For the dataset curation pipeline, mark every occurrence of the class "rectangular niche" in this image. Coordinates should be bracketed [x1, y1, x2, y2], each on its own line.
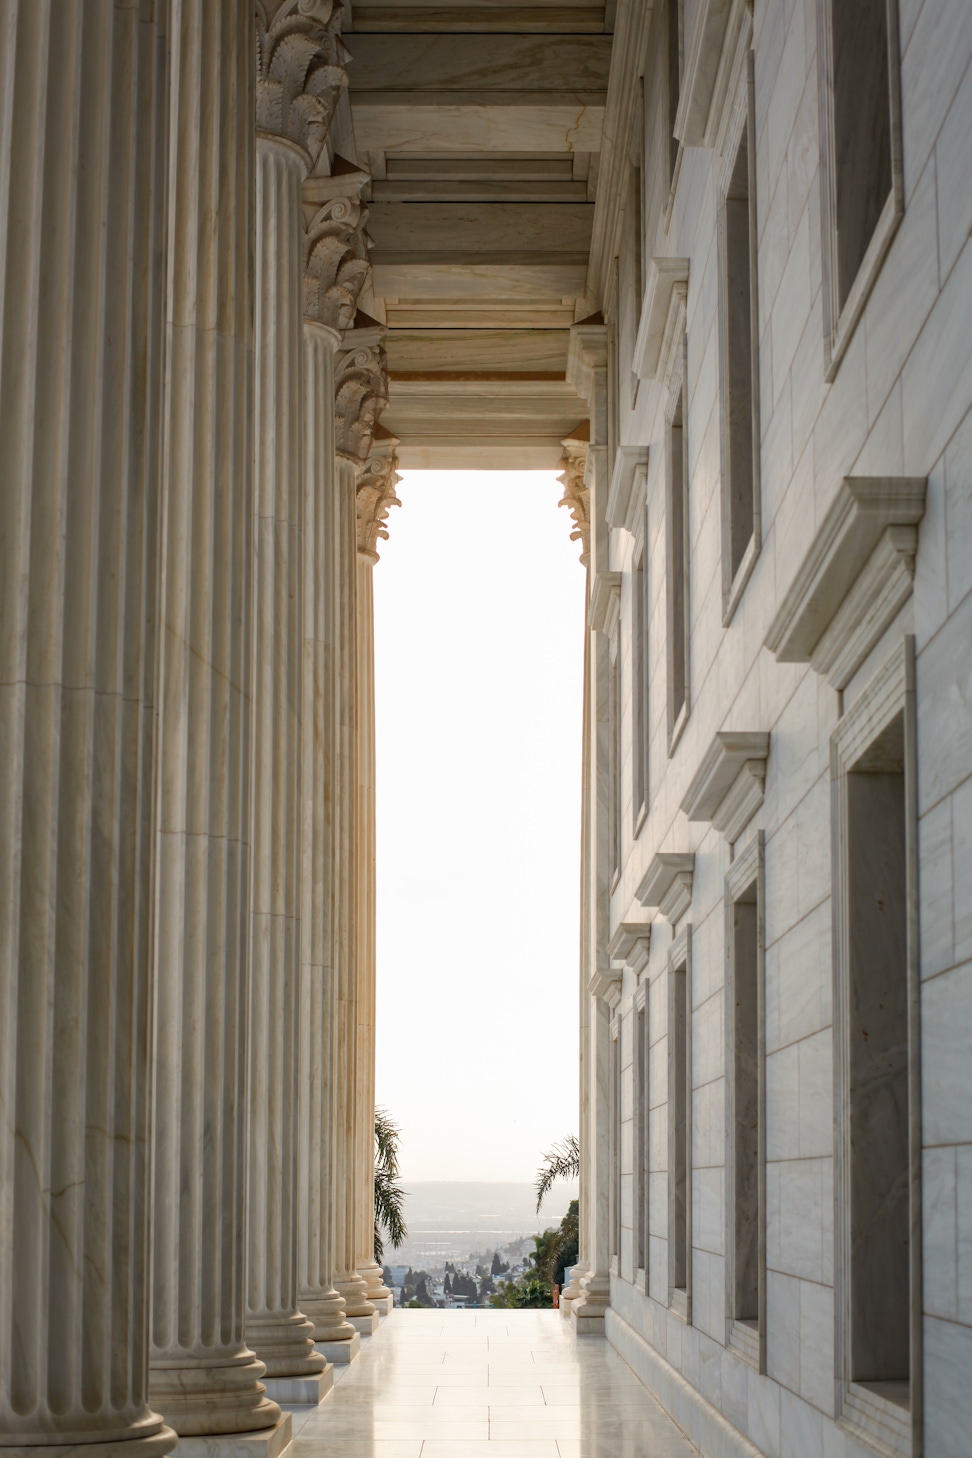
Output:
[633, 534, 649, 831]
[666, 341, 690, 755]
[668, 924, 692, 1320]
[634, 983, 648, 1282]
[725, 833, 765, 1370]
[832, 642, 919, 1456]
[609, 630, 622, 886]
[817, 0, 903, 376]
[611, 1013, 622, 1269]
[718, 56, 761, 625]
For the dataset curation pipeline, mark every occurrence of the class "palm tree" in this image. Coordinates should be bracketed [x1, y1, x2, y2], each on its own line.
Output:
[534, 1133, 580, 1212]
[374, 1107, 407, 1261]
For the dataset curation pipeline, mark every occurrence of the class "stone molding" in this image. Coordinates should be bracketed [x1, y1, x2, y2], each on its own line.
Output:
[589, 571, 621, 636]
[764, 476, 926, 687]
[606, 445, 649, 533]
[566, 318, 608, 401]
[607, 921, 651, 977]
[589, 965, 623, 1009]
[558, 422, 591, 566]
[636, 852, 695, 924]
[634, 258, 689, 382]
[334, 315, 389, 463]
[681, 731, 770, 843]
[356, 426, 401, 559]
[674, 0, 752, 154]
[303, 159, 373, 333]
[256, 0, 349, 163]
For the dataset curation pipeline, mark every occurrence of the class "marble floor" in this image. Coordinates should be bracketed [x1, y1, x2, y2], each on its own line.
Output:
[287, 1309, 699, 1458]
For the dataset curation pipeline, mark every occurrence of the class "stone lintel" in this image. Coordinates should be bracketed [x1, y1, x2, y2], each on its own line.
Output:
[607, 921, 651, 976]
[589, 571, 621, 635]
[606, 445, 649, 533]
[636, 852, 695, 924]
[765, 476, 926, 667]
[681, 731, 770, 842]
[633, 258, 689, 381]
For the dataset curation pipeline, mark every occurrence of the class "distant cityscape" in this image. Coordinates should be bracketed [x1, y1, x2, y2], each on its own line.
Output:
[382, 1180, 578, 1308]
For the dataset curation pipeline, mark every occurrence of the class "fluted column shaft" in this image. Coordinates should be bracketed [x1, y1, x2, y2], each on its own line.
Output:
[354, 551, 392, 1306]
[0, 6, 173, 1456]
[148, 0, 280, 1440]
[298, 321, 358, 1347]
[246, 133, 324, 1384]
[331, 457, 374, 1322]
[562, 614, 591, 1314]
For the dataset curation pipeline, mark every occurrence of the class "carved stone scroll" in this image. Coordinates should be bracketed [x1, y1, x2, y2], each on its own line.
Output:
[257, 0, 350, 164]
[559, 420, 592, 566]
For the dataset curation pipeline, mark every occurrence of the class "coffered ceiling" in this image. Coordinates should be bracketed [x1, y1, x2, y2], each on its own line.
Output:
[345, 0, 615, 466]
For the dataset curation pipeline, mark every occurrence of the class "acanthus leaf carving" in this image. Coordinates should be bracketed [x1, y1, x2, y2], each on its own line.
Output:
[356, 426, 401, 560]
[558, 421, 591, 567]
[303, 168, 373, 331]
[334, 313, 389, 464]
[256, 0, 350, 163]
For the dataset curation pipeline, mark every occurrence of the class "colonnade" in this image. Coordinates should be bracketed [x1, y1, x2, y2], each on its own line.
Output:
[0, 5, 400, 1458]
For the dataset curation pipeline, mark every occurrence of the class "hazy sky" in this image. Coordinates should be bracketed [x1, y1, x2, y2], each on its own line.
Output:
[373, 470, 585, 1182]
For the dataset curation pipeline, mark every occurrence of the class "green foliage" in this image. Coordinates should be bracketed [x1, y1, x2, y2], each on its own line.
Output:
[534, 1134, 580, 1212]
[488, 1199, 579, 1309]
[374, 1107, 408, 1261]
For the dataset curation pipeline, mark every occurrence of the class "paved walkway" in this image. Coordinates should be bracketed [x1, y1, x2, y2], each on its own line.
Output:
[288, 1309, 699, 1458]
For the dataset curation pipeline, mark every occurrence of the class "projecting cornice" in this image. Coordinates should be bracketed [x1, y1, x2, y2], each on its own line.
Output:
[681, 731, 770, 843]
[589, 966, 623, 1008]
[634, 258, 690, 383]
[606, 445, 649, 533]
[589, 571, 621, 636]
[674, 0, 752, 153]
[608, 922, 651, 977]
[636, 853, 695, 925]
[356, 426, 401, 561]
[765, 477, 926, 689]
[335, 312, 389, 463]
[256, 0, 349, 164]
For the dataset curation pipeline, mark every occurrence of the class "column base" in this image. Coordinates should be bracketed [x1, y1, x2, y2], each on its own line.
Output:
[261, 1367, 332, 1405]
[246, 1311, 326, 1380]
[173, 1413, 292, 1458]
[314, 1334, 360, 1364]
[370, 1296, 393, 1316]
[333, 1275, 374, 1321]
[347, 1313, 379, 1336]
[570, 1302, 606, 1336]
[0, 1430, 179, 1458]
[150, 1353, 281, 1437]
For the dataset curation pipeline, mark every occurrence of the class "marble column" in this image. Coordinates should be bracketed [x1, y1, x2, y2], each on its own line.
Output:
[298, 178, 372, 1364]
[353, 435, 402, 1318]
[246, 6, 331, 1400]
[0, 7, 174, 1458]
[557, 432, 592, 1319]
[563, 324, 612, 1336]
[330, 328, 388, 1328]
[148, 2, 284, 1448]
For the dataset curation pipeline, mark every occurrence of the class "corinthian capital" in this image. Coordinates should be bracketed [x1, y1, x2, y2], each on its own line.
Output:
[256, 0, 349, 163]
[303, 158, 372, 332]
[334, 313, 389, 463]
[356, 426, 401, 560]
[558, 421, 591, 567]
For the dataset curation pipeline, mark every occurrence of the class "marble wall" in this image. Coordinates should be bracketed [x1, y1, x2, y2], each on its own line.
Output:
[574, 0, 972, 1454]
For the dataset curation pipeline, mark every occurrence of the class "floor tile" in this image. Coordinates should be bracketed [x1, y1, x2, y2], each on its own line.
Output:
[295, 1310, 698, 1457]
